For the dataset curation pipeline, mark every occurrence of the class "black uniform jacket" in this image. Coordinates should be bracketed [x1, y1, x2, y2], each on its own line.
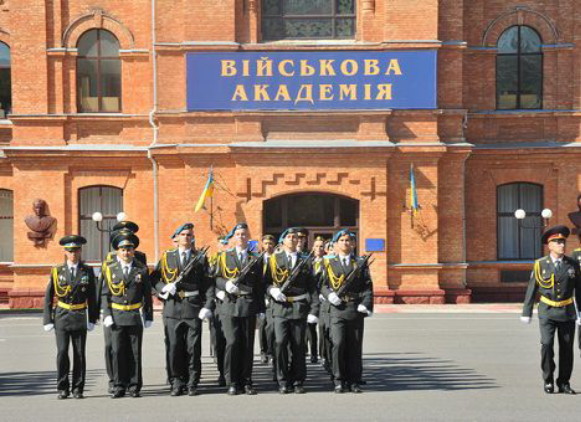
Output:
[265, 251, 320, 320]
[321, 255, 374, 321]
[522, 254, 581, 321]
[43, 262, 98, 331]
[151, 248, 214, 319]
[101, 259, 153, 326]
[215, 248, 265, 317]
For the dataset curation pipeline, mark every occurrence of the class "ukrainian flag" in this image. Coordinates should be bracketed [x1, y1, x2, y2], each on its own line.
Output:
[194, 169, 215, 212]
[409, 163, 420, 216]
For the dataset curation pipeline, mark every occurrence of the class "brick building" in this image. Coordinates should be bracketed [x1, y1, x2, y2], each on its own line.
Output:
[0, 1, 579, 308]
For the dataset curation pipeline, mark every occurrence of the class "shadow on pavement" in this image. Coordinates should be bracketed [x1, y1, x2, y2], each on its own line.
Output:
[0, 369, 104, 397]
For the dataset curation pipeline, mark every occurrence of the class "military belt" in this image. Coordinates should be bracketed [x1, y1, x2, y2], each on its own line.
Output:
[57, 301, 87, 311]
[286, 293, 309, 303]
[111, 302, 142, 311]
[178, 290, 200, 298]
[540, 296, 573, 307]
[342, 293, 360, 302]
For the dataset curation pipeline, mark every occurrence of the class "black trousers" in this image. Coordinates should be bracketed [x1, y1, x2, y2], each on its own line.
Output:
[274, 316, 307, 387]
[166, 317, 202, 388]
[111, 324, 143, 392]
[319, 312, 332, 371]
[55, 328, 87, 393]
[103, 324, 114, 388]
[163, 317, 171, 384]
[222, 315, 256, 388]
[306, 322, 318, 359]
[539, 318, 575, 385]
[330, 315, 363, 386]
[212, 309, 226, 378]
[257, 314, 268, 355]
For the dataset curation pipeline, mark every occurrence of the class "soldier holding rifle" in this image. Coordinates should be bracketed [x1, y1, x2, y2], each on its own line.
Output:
[322, 229, 373, 393]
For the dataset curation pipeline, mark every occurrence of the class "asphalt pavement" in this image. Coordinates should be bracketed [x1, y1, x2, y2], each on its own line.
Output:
[1, 306, 581, 421]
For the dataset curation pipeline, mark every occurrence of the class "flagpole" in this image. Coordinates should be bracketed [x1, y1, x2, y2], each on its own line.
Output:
[210, 194, 214, 231]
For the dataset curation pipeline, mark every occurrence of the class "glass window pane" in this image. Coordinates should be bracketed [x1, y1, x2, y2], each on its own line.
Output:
[0, 190, 13, 262]
[336, 18, 355, 37]
[498, 27, 518, 54]
[287, 195, 335, 226]
[284, 18, 333, 38]
[262, 18, 285, 40]
[77, 59, 99, 112]
[498, 216, 519, 259]
[340, 198, 357, 226]
[264, 197, 283, 229]
[520, 184, 541, 212]
[520, 26, 541, 53]
[284, 0, 332, 15]
[100, 60, 122, 112]
[520, 55, 542, 109]
[101, 187, 123, 216]
[520, 220, 542, 258]
[0, 68, 11, 117]
[496, 55, 518, 109]
[498, 184, 519, 213]
[337, 0, 355, 14]
[77, 30, 99, 57]
[263, 0, 282, 15]
[100, 30, 120, 57]
[0, 42, 9, 68]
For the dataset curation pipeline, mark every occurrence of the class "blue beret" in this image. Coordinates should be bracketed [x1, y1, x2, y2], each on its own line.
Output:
[332, 229, 356, 243]
[278, 227, 299, 243]
[224, 222, 249, 241]
[171, 222, 194, 239]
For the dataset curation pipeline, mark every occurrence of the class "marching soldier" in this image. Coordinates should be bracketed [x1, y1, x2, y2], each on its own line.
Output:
[258, 234, 276, 365]
[101, 233, 153, 398]
[265, 227, 319, 394]
[310, 236, 326, 366]
[297, 227, 309, 253]
[215, 222, 265, 395]
[322, 229, 373, 393]
[43, 235, 98, 399]
[521, 225, 581, 394]
[151, 223, 213, 396]
[209, 235, 229, 386]
[97, 221, 146, 394]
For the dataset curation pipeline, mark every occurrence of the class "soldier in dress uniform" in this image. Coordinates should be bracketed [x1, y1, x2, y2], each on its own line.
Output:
[209, 235, 229, 386]
[258, 234, 276, 365]
[97, 221, 147, 394]
[322, 229, 373, 393]
[215, 223, 265, 395]
[297, 227, 309, 253]
[43, 235, 98, 399]
[101, 233, 153, 398]
[311, 236, 327, 367]
[151, 223, 213, 396]
[521, 225, 581, 394]
[265, 227, 319, 394]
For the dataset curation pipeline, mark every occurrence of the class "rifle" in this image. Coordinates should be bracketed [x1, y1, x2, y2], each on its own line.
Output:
[280, 251, 314, 294]
[234, 251, 265, 292]
[173, 245, 210, 289]
[335, 253, 374, 298]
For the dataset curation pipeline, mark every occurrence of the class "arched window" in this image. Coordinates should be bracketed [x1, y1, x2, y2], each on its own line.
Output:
[262, 0, 356, 41]
[76, 29, 121, 113]
[263, 192, 359, 247]
[496, 25, 542, 110]
[79, 186, 123, 262]
[0, 42, 11, 118]
[497, 183, 543, 260]
[0, 189, 13, 261]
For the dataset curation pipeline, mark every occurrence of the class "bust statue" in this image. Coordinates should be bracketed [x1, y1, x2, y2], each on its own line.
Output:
[24, 199, 57, 247]
[568, 193, 581, 236]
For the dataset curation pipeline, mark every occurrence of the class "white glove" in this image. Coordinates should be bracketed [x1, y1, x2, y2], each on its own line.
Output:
[319, 293, 326, 303]
[43, 323, 54, 332]
[144, 320, 153, 329]
[225, 280, 240, 295]
[257, 312, 266, 320]
[307, 314, 319, 324]
[198, 308, 212, 320]
[328, 292, 342, 306]
[87, 322, 95, 332]
[357, 304, 371, 315]
[162, 283, 177, 295]
[103, 315, 114, 327]
[520, 316, 531, 324]
[216, 290, 226, 301]
[270, 287, 287, 302]
[576, 318, 581, 326]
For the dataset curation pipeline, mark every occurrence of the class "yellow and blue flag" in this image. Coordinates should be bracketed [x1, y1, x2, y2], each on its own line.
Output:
[194, 169, 215, 212]
[409, 163, 420, 216]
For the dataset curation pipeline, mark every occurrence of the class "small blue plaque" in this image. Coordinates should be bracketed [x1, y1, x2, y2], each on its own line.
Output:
[365, 238, 385, 252]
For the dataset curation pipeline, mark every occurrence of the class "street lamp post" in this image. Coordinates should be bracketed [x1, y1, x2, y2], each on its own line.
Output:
[514, 208, 553, 229]
[91, 211, 128, 233]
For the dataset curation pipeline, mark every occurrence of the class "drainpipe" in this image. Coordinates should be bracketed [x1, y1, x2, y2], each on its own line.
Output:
[147, 0, 160, 261]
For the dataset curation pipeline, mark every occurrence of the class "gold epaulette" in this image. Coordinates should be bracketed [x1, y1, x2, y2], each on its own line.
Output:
[534, 258, 554, 289]
[269, 253, 288, 286]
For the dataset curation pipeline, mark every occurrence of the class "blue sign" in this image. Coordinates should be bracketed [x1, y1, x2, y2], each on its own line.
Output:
[365, 238, 385, 252]
[187, 51, 437, 111]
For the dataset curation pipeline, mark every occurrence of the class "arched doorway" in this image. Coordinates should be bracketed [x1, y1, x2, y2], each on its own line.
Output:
[263, 192, 359, 248]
